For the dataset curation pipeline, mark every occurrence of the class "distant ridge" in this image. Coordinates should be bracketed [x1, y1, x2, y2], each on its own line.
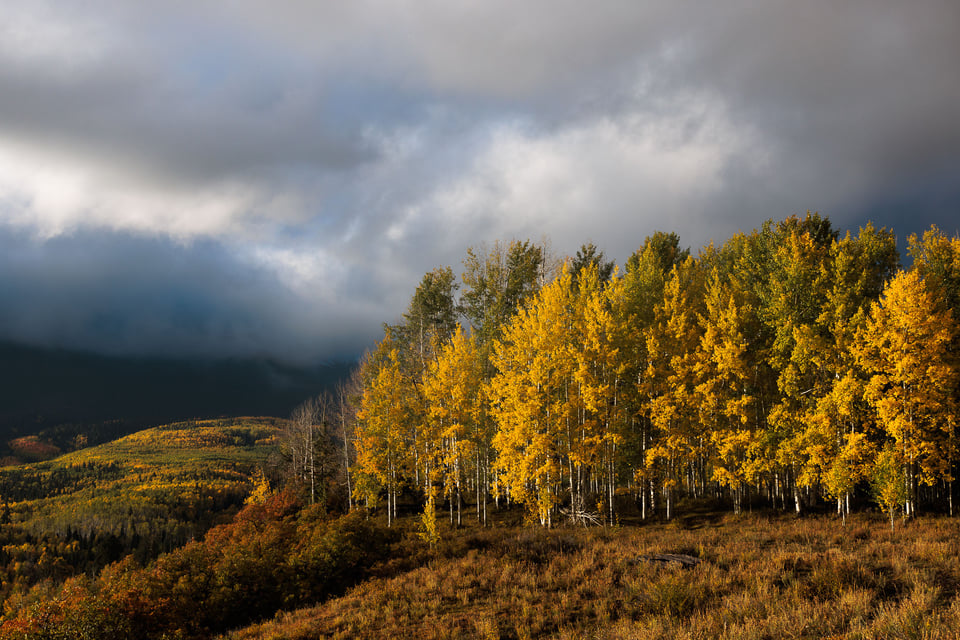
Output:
[0, 340, 354, 451]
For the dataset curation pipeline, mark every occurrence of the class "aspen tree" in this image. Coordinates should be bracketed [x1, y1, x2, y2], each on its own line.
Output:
[765, 224, 832, 513]
[390, 268, 459, 491]
[697, 269, 759, 514]
[612, 232, 688, 518]
[423, 325, 486, 527]
[642, 257, 705, 519]
[489, 269, 577, 526]
[909, 227, 960, 513]
[872, 442, 908, 530]
[855, 269, 958, 517]
[354, 338, 414, 526]
[461, 239, 550, 510]
[286, 398, 320, 505]
[718, 228, 782, 507]
[573, 263, 624, 523]
[815, 225, 898, 519]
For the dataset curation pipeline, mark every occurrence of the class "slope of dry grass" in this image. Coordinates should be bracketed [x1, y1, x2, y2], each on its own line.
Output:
[224, 508, 960, 639]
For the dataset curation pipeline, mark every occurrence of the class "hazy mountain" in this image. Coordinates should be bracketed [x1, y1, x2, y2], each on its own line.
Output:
[0, 340, 353, 452]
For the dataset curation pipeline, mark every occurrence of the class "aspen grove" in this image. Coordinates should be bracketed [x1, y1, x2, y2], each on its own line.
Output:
[351, 217, 960, 528]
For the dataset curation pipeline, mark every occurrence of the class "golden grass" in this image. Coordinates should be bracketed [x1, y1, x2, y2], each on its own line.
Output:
[223, 510, 960, 640]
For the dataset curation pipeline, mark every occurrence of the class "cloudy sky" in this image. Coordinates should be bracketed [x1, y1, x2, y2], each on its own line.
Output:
[1, 1, 958, 364]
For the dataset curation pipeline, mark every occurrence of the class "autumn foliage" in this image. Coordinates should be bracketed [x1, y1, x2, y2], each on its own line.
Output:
[0, 491, 396, 639]
[353, 219, 960, 527]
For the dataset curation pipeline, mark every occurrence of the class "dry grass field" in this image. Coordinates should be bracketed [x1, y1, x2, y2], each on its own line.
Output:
[225, 505, 960, 640]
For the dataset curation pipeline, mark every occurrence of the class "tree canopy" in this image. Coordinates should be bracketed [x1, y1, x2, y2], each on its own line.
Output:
[352, 216, 960, 527]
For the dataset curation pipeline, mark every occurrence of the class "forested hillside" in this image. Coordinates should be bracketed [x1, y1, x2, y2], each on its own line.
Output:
[0, 418, 282, 604]
[0, 344, 352, 461]
[352, 215, 960, 529]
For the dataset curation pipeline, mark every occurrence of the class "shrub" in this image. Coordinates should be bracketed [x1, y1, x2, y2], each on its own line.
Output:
[0, 494, 397, 640]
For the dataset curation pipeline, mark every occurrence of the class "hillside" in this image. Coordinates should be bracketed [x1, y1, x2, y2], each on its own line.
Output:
[223, 511, 960, 639]
[0, 417, 283, 601]
[0, 339, 352, 458]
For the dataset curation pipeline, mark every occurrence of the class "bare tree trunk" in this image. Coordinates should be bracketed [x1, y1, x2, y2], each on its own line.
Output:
[289, 397, 321, 505]
[641, 480, 647, 520]
[649, 479, 656, 518]
[337, 381, 354, 510]
[483, 448, 489, 526]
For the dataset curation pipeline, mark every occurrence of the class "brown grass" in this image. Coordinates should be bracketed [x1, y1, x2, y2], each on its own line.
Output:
[222, 510, 960, 639]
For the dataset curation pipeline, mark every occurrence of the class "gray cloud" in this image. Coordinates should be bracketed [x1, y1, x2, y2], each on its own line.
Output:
[0, 229, 378, 362]
[0, 1, 958, 361]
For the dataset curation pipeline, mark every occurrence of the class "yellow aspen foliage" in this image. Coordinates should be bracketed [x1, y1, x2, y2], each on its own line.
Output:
[812, 225, 898, 516]
[244, 468, 272, 506]
[605, 234, 687, 517]
[418, 488, 440, 547]
[354, 339, 414, 525]
[696, 269, 758, 513]
[855, 269, 958, 513]
[764, 227, 831, 511]
[871, 442, 908, 530]
[489, 269, 577, 527]
[423, 325, 486, 526]
[642, 257, 705, 519]
[573, 264, 624, 522]
[823, 429, 875, 523]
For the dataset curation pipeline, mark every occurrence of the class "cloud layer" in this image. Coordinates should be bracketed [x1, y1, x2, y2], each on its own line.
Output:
[1, 1, 958, 361]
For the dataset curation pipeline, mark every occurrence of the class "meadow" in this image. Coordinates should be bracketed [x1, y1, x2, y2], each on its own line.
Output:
[225, 505, 960, 640]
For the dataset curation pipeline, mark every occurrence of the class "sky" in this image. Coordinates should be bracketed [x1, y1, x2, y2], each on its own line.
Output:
[1, 1, 959, 364]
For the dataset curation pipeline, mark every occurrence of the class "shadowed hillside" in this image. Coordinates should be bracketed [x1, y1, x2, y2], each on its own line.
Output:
[0, 340, 352, 457]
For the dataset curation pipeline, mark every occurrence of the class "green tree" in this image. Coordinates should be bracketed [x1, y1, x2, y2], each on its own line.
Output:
[871, 443, 908, 530]
[461, 239, 549, 348]
[612, 232, 688, 518]
[569, 242, 615, 286]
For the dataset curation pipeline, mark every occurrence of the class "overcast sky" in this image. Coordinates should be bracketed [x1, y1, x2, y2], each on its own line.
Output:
[1, 1, 958, 363]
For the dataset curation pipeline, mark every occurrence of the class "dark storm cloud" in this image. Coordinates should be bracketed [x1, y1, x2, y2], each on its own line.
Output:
[666, 3, 960, 219]
[0, 229, 376, 362]
[0, 1, 958, 361]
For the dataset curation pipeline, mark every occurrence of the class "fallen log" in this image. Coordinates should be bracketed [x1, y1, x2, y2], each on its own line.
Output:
[636, 553, 701, 568]
[559, 507, 603, 527]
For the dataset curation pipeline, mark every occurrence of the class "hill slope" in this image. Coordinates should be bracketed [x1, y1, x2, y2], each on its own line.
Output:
[222, 512, 960, 640]
[0, 417, 284, 599]
[0, 339, 352, 456]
